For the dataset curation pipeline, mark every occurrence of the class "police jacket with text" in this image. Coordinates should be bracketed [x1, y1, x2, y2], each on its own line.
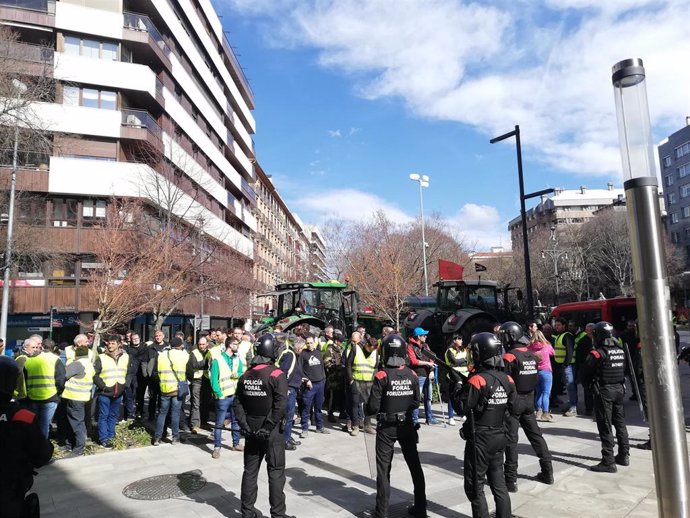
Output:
[455, 367, 518, 427]
[583, 338, 626, 386]
[366, 366, 420, 420]
[233, 362, 288, 433]
[502, 346, 539, 394]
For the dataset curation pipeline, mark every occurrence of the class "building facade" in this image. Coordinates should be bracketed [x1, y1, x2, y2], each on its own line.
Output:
[658, 119, 690, 266]
[0, 0, 257, 344]
[508, 183, 625, 248]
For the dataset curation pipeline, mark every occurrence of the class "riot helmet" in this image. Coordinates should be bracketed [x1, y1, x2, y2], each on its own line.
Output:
[254, 333, 278, 361]
[470, 332, 503, 367]
[593, 321, 615, 345]
[498, 321, 523, 351]
[0, 356, 19, 399]
[382, 334, 407, 367]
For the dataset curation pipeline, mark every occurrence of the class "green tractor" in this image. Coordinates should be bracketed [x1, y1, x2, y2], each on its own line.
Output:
[252, 281, 391, 337]
[403, 280, 525, 354]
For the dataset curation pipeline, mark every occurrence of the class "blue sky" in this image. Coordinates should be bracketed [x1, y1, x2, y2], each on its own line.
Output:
[212, 0, 690, 249]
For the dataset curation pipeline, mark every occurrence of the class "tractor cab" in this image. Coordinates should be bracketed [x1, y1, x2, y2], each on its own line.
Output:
[436, 280, 499, 314]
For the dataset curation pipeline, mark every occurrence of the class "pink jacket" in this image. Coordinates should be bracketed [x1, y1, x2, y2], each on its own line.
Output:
[529, 341, 555, 372]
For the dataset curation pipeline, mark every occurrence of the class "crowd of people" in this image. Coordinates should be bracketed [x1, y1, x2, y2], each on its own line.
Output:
[0, 313, 679, 518]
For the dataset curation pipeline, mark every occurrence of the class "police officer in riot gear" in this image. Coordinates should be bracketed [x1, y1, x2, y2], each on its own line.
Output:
[367, 334, 427, 518]
[499, 322, 554, 491]
[0, 356, 53, 518]
[582, 321, 630, 472]
[233, 334, 291, 518]
[452, 332, 517, 518]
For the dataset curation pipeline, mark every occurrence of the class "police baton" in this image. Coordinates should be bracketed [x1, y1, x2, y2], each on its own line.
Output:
[621, 341, 647, 422]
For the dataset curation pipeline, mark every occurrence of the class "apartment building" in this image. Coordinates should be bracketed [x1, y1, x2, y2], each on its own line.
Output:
[306, 225, 327, 281]
[252, 163, 310, 318]
[0, 0, 257, 343]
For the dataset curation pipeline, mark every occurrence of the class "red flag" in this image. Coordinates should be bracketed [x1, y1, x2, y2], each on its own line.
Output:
[438, 259, 464, 280]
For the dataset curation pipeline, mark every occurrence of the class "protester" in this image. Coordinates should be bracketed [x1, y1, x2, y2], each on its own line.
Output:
[444, 335, 470, 426]
[60, 340, 95, 457]
[209, 336, 244, 457]
[529, 328, 555, 422]
[406, 328, 438, 425]
[278, 336, 305, 450]
[187, 335, 209, 433]
[152, 337, 189, 446]
[299, 333, 329, 438]
[23, 335, 65, 438]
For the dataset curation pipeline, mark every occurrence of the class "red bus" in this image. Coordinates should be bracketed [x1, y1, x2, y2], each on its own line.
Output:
[550, 298, 637, 332]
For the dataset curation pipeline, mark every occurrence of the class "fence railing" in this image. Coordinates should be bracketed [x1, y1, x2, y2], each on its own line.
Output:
[121, 109, 162, 140]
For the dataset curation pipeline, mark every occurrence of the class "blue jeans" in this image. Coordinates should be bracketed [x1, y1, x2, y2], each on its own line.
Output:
[214, 396, 240, 447]
[155, 395, 181, 439]
[283, 387, 298, 443]
[565, 364, 578, 409]
[412, 376, 435, 424]
[28, 401, 58, 439]
[301, 380, 325, 431]
[535, 370, 553, 413]
[97, 394, 122, 444]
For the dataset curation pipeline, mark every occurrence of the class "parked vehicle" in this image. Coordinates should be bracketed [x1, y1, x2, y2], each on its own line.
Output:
[550, 298, 637, 332]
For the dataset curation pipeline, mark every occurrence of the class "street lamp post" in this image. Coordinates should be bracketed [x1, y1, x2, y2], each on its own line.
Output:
[490, 127, 552, 319]
[612, 58, 690, 517]
[0, 79, 27, 344]
[409, 173, 429, 296]
[541, 227, 568, 306]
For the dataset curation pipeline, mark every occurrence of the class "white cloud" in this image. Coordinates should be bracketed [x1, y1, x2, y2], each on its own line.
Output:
[292, 188, 413, 224]
[220, 0, 690, 178]
[327, 129, 342, 137]
[448, 203, 511, 251]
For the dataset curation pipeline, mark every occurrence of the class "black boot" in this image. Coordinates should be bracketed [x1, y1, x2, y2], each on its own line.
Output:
[536, 460, 554, 484]
[590, 461, 617, 473]
[506, 480, 518, 493]
[615, 453, 630, 466]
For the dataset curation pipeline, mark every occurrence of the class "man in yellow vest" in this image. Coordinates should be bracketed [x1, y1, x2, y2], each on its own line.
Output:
[153, 337, 189, 445]
[209, 336, 244, 458]
[61, 341, 95, 457]
[65, 334, 94, 366]
[346, 331, 379, 436]
[444, 334, 470, 426]
[552, 317, 577, 417]
[93, 335, 131, 448]
[24, 335, 65, 438]
[188, 335, 209, 433]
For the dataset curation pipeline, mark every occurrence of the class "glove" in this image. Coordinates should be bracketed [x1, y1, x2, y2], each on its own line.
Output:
[255, 428, 271, 441]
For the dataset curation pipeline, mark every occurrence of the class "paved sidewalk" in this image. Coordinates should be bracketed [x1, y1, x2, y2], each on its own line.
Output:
[34, 361, 690, 518]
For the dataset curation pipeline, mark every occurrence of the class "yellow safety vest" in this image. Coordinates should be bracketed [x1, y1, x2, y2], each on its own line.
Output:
[62, 357, 95, 402]
[191, 349, 205, 379]
[216, 353, 240, 398]
[554, 332, 575, 364]
[24, 352, 58, 401]
[319, 338, 333, 354]
[158, 349, 189, 394]
[275, 348, 296, 378]
[13, 354, 28, 400]
[205, 345, 223, 379]
[65, 346, 94, 365]
[445, 347, 470, 377]
[98, 352, 129, 387]
[352, 344, 377, 381]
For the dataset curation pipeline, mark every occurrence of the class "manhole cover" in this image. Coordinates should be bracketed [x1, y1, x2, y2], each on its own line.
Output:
[122, 470, 207, 500]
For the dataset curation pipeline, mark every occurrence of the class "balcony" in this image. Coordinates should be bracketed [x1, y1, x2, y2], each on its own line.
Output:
[241, 178, 256, 206]
[2, 41, 54, 77]
[0, 0, 55, 28]
[121, 108, 163, 156]
[0, 148, 50, 191]
[123, 11, 171, 70]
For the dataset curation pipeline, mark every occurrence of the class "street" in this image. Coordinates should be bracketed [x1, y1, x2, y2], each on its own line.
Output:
[33, 350, 690, 518]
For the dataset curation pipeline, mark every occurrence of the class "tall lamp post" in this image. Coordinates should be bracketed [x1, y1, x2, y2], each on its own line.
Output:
[0, 78, 27, 345]
[490, 125, 553, 319]
[409, 173, 429, 296]
[612, 58, 690, 517]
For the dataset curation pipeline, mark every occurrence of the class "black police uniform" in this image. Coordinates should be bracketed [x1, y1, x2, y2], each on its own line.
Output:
[0, 401, 54, 518]
[367, 365, 426, 518]
[455, 368, 517, 518]
[502, 345, 553, 488]
[233, 361, 289, 518]
[583, 337, 630, 469]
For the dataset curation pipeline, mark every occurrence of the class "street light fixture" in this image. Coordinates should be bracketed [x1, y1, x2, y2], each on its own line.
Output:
[612, 57, 690, 517]
[409, 173, 430, 296]
[0, 79, 27, 344]
[541, 227, 568, 306]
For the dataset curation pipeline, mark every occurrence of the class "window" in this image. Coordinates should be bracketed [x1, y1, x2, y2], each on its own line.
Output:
[100, 90, 116, 110]
[683, 206, 690, 218]
[51, 198, 77, 227]
[685, 227, 690, 238]
[63, 85, 79, 106]
[82, 88, 99, 108]
[672, 232, 680, 244]
[82, 39, 99, 59]
[668, 192, 677, 205]
[102, 42, 118, 61]
[676, 142, 690, 159]
[671, 212, 680, 224]
[64, 36, 80, 55]
[682, 185, 690, 199]
[663, 155, 672, 167]
[62, 35, 118, 60]
[666, 174, 675, 186]
[678, 164, 690, 178]
[82, 199, 107, 227]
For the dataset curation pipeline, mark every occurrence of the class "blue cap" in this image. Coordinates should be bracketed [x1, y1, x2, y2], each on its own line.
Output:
[412, 327, 429, 337]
